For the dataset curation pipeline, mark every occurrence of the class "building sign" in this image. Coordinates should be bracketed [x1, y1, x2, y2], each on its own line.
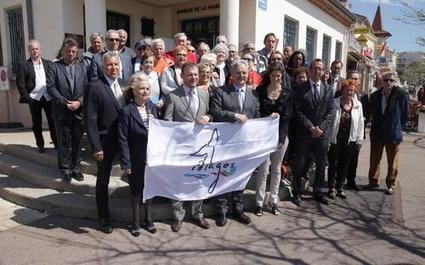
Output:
[0, 66, 9, 92]
[348, 33, 362, 53]
[177, 4, 219, 15]
[258, 0, 267, 11]
[362, 47, 374, 58]
[354, 28, 370, 34]
[377, 57, 387, 64]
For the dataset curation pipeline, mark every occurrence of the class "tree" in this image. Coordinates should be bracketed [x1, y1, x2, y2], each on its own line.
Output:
[395, 1, 425, 46]
[399, 60, 425, 86]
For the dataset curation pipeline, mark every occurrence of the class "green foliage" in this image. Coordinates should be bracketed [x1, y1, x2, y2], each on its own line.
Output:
[399, 60, 425, 86]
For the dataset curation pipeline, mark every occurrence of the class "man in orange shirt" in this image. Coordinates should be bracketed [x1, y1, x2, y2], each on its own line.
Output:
[151, 38, 173, 75]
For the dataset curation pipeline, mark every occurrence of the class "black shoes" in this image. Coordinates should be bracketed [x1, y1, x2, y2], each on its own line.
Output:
[130, 224, 141, 237]
[195, 218, 210, 229]
[313, 194, 329, 205]
[292, 195, 302, 206]
[72, 172, 84, 182]
[271, 204, 280, 215]
[346, 183, 360, 191]
[385, 187, 394, 195]
[336, 190, 347, 199]
[255, 206, 263, 217]
[99, 219, 113, 234]
[233, 212, 251, 224]
[327, 189, 336, 200]
[145, 220, 157, 234]
[37, 146, 45, 153]
[62, 173, 72, 183]
[216, 215, 227, 227]
[171, 221, 182, 232]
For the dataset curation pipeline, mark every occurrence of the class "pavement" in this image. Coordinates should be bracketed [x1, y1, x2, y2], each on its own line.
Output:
[0, 130, 424, 265]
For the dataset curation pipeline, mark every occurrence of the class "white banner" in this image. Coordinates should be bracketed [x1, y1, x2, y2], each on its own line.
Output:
[143, 117, 279, 200]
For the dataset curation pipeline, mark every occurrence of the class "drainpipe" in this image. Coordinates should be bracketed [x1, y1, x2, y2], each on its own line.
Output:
[26, 0, 34, 39]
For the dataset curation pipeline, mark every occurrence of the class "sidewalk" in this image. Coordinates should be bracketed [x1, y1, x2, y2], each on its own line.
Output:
[0, 130, 424, 264]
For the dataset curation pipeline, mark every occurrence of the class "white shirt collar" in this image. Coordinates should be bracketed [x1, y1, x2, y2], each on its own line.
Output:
[104, 76, 118, 87]
[233, 83, 246, 92]
[183, 85, 196, 95]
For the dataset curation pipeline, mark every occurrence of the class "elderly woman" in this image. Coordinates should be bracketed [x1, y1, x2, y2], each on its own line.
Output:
[197, 42, 211, 62]
[198, 63, 216, 95]
[212, 43, 230, 87]
[327, 80, 364, 200]
[226, 44, 239, 65]
[139, 53, 164, 112]
[160, 45, 188, 95]
[119, 73, 158, 236]
[254, 62, 293, 216]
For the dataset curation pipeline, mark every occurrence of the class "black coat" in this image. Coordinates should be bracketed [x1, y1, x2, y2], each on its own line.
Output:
[16, 58, 51, 103]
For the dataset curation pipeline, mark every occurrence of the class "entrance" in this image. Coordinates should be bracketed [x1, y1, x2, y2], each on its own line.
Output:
[182, 16, 219, 48]
[107, 11, 131, 47]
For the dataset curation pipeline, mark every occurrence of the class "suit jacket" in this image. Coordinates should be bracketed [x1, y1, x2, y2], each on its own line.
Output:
[369, 86, 409, 144]
[118, 101, 158, 171]
[88, 50, 133, 83]
[46, 59, 87, 121]
[210, 84, 260, 122]
[16, 58, 51, 103]
[84, 76, 122, 153]
[328, 75, 345, 95]
[164, 86, 210, 122]
[294, 80, 334, 139]
[160, 65, 180, 95]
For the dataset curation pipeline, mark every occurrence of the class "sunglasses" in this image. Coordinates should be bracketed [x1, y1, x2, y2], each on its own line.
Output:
[271, 58, 282, 61]
[383, 78, 395, 82]
[109, 38, 120, 42]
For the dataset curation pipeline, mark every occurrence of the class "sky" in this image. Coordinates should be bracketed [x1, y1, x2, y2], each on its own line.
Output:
[349, 0, 425, 52]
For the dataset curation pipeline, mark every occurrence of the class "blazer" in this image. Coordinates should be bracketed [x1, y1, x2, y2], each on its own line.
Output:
[118, 101, 158, 171]
[88, 50, 133, 83]
[46, 59, 87, 121]
[160, 66, 180, 95]
[84, 76, 122, 153]
[16, 58, 51, 103]
[210, 84, 260, 122]
[164, 86, 210, 122]
[369, 86, 409, 144]
[256, 84, 294, 143]
[293, 80, 335, 139]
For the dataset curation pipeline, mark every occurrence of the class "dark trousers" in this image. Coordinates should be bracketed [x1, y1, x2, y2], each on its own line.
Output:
[216, 190, 244, 216]
[347, 148, 360, 185]
[96, 135, 119, 219]
[292, 137, 329, 196]
[328, 142, 357, 190]
[54, 117, 83, 175]
[28, 96, 56, 148]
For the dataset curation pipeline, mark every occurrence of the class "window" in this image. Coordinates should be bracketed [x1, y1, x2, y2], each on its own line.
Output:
[283, 16, 298, 49]
[305, 27, 317, 65]
[335, 41, 343, 61]
[322, 35, 331, 67]
[6, 7, 25, 74]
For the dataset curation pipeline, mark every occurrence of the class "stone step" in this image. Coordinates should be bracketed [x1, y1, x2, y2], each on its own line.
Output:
[0, 173, 292, 222]
[0, 143, 122, 176]
[0, 152, 129, 198]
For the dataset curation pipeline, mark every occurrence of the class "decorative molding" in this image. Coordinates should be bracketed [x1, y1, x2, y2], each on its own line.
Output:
[307, 0, 354, 26]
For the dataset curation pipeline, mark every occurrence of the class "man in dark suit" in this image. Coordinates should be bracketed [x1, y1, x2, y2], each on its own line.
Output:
[88, 29, 133, 83]
[16, 39, 56, 153]
[164, 62, 211, 232]
[210, 60, 260, 227]
[328, 60, 345, 96]
[292, 58, 334, 206]
[47, 38, 86, 182]
[85, 51, 125, 233]
[368, 71, 409, 195]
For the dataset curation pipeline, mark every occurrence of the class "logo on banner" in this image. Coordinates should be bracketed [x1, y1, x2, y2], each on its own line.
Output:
[184, 128, 238, 193]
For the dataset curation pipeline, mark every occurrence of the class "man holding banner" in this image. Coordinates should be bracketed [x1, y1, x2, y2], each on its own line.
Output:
[209, 60, 260, 227]
[163, 62, 212, 232]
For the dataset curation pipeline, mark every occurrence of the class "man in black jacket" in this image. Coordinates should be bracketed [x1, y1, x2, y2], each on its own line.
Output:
[16, 39, 56, 153]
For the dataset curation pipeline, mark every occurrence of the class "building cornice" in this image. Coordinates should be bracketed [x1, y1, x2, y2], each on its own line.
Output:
[307, 0, 355, 27]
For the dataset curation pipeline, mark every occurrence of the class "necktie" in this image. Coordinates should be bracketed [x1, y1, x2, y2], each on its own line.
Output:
[238, 88, 244, 112]
[188, 90, 198, 115]
[313, 84, 319, 102]
[112, 82, 125, 108]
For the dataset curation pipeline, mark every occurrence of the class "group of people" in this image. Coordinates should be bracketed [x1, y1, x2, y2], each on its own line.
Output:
[16, 29, 409, 237]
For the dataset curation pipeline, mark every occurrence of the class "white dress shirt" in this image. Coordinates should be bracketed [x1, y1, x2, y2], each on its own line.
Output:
[30, 59, 50, 101]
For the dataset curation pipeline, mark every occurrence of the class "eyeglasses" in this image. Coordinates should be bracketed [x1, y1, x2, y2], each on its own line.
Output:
[383, 78, 395, 82]
[242, 57, 253, 61]
[271, 57, 282, 61]
[247, 47, 255, 51]
[109, 38, 120, 42]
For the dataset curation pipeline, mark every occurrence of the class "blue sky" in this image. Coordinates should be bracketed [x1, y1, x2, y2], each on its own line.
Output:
[350, 0, 425, 52]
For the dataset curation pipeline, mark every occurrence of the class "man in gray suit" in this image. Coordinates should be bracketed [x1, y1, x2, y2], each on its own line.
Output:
[210, 60, 260, 227]
[164, 62, 211, 232]
[47, 38, 87, 182]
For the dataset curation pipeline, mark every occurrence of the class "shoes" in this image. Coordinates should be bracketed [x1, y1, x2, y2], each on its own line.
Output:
[233, 212, 251, 224]
[255, 206, 263, 217]
[365, 184, 379, 190]
[336, 190, 347, 199]
[144, 220, 157, 234]
[271, 204, 280, 215]
[171, 221, 182, 232]
[37, 146, 45, 153]
[292, 195, 302, 206]
[72, 172, 84, 182]
[216, 215, 227, 227]
[99, 219, 113, 234]
[195, 218, 210, 229]
[281, 178, 292, 186]
[385, 187, 394, 195]
[130, 224, 141, 237]
[313, 194, 329, 205]
[346, 183, 360, 191]
[327, 189, 336, 200]
[62, 173, 72, 183]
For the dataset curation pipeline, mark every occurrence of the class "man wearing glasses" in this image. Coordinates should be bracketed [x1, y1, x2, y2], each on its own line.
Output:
[367, 72, 409, 195]
[88, 29, 133, 82]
